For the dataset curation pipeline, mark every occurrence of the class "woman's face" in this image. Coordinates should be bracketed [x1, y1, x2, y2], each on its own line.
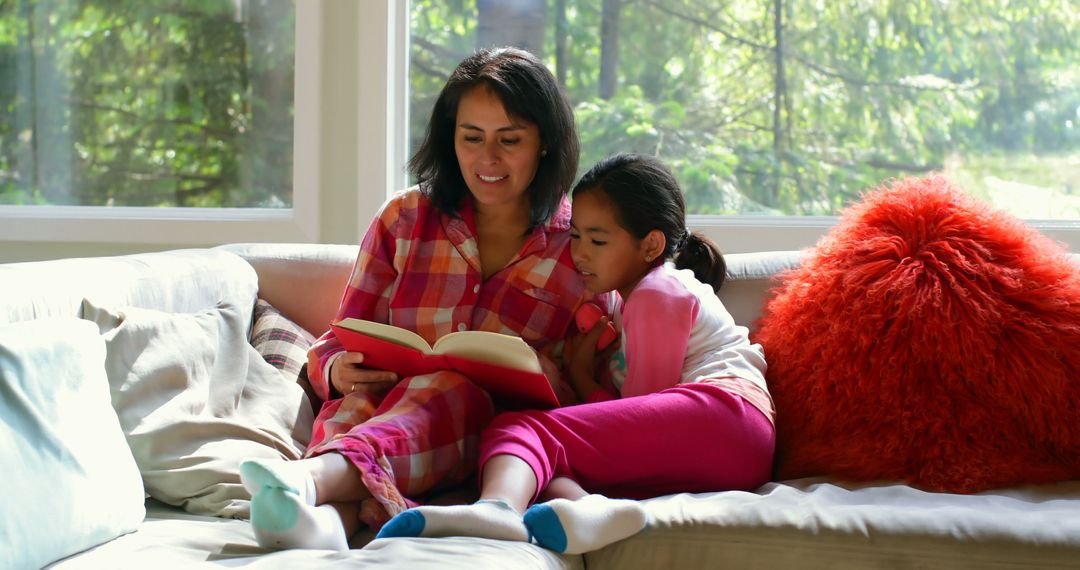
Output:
[454, 85, 543, 214]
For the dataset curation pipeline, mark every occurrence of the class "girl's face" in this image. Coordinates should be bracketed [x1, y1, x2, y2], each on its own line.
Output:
[570, 190, 656, 299]
[454, 85, 543, 215]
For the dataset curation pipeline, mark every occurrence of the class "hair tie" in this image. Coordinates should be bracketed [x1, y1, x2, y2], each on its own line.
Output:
[676, 228, 691, 252]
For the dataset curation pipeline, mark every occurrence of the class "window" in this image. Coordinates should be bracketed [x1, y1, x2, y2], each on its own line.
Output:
[408, 0, 1080, 251]
[3, 2, 1077, 256]
[0, 0, 319, 244]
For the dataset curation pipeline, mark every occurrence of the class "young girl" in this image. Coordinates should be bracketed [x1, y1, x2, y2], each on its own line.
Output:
[376, 153, 775, 554]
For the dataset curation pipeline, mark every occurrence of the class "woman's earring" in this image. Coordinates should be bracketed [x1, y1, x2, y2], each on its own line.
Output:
[540, 149, 548, 157]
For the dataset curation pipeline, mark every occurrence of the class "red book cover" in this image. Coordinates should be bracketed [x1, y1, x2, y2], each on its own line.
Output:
[330, 319, 559, 409]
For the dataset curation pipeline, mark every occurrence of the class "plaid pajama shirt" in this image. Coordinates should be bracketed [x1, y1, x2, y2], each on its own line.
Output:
[305, 188, 592, 529]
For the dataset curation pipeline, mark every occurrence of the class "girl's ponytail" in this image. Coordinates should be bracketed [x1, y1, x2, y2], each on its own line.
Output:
[673, 231, 726, 292]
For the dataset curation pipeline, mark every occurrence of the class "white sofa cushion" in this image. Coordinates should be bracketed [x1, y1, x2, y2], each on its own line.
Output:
[49, 501, 582, 570]
[587, 478, 1080, 569]
[0, 248, 259, 325]
[0, 319, 144, 569]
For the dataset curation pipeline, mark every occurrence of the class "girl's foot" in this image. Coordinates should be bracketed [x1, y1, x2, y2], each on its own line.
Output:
[523, 494, 647, 554]
[376, 499, 529, 542]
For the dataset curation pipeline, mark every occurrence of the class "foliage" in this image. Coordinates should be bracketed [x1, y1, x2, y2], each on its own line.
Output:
[411, 0, 1080, 217]
[3, 0, 1078, 217]
[0, 0, 294, 207]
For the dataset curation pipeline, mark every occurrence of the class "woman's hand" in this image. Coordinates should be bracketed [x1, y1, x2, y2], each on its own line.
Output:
[330, 351, 399, 398]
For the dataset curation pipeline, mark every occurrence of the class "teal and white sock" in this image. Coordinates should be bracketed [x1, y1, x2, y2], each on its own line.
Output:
[241, 459, 347, 550]
[523, 494, 647, 554]
[249, 487, 349, 550]
[376, 499, 529, 542]
[239, 458, 317, 507]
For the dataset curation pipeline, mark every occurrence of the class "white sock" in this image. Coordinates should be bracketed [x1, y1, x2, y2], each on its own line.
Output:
[523, 494, 647, 554]
[376, 499, 529, 542]
[239, 458, 317, 507]
[249, 486, 349, 550]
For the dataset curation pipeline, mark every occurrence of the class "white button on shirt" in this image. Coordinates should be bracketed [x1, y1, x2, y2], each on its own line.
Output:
[473, 284, 480, 294]
[457, 323, 467, 332]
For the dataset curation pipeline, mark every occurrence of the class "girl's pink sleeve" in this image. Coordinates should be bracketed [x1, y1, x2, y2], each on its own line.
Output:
[621, 287, 696, 398]
[306, 204, 400, 402]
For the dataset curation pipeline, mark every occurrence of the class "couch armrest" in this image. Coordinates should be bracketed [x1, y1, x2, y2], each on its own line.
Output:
[719, 250, 804, 331]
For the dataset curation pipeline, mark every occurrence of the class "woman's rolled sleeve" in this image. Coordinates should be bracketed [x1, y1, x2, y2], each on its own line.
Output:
[306, 198, 403, 401]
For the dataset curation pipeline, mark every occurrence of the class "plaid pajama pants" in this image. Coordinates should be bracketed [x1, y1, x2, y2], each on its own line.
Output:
[305, 371, 495, 529]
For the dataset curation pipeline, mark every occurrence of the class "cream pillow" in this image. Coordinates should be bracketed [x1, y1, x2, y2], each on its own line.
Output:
[0, 319, 144, 569]
[83, 300, 313, 518]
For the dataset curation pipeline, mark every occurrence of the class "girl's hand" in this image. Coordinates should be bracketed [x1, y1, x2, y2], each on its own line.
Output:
[564, 316, 619, 398]
[330, 351, 399, 398]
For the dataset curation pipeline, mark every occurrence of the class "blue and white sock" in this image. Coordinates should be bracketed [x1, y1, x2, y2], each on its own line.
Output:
[240, 459, 348, 550]
[523, 494, 647, 554]
[376, 499, 529, 542]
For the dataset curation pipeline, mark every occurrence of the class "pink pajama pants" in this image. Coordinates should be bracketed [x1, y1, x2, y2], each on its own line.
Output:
[305, 370, 494, 529]
[479, 382, 775, 502]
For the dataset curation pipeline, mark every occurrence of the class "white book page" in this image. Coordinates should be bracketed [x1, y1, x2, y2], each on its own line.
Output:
[433, 331, 542, 374]
[335, 318, 432, 353]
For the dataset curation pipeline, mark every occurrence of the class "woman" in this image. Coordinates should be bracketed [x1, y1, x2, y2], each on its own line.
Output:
[239, 47, 596, 550]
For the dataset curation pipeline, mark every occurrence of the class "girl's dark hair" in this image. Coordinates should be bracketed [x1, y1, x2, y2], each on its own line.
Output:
[572, 153, 727, 291]
[409, 47, 579, 230]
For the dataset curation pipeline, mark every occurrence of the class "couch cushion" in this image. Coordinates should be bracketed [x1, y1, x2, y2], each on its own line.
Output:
[0, 248, 259, 325]
[83, 300, 313, 518]
[50, 500, 582, 570]
[0, 318, 145, 569]
[251, 298, 316, 383]
[250, 297, 321, 421]
[755, 175, 1080, 492]
[588, 480, 1080, 569]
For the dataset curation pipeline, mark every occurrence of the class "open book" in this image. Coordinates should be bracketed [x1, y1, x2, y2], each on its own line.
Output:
[330, 318, 559, 408]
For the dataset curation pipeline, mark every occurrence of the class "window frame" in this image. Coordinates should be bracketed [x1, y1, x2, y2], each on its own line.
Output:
[0, 1, 323, 245]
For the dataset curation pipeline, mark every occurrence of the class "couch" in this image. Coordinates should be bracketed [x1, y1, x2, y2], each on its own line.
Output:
[3, 242, 1079, 569]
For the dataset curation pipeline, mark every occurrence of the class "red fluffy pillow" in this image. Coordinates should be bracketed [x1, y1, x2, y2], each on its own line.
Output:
[755, 175, 1080, 493]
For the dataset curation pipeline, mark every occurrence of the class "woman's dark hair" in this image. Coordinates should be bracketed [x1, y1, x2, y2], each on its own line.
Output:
[572, 153, 727, 291]
[409, 47, 579, 230]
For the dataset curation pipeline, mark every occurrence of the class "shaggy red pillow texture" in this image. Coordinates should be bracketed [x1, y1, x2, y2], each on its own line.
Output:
[755, 175, 1080, 493]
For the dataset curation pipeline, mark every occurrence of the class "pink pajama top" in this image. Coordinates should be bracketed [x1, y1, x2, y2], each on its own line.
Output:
[307, 188, 593, 403]
[594, 263, 775, 425]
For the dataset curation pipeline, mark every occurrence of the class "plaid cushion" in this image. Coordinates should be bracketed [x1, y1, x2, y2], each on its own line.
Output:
[250, 298, 316, 382]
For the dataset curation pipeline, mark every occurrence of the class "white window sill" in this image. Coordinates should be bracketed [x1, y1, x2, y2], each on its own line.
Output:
[0, 206, 318, 244]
